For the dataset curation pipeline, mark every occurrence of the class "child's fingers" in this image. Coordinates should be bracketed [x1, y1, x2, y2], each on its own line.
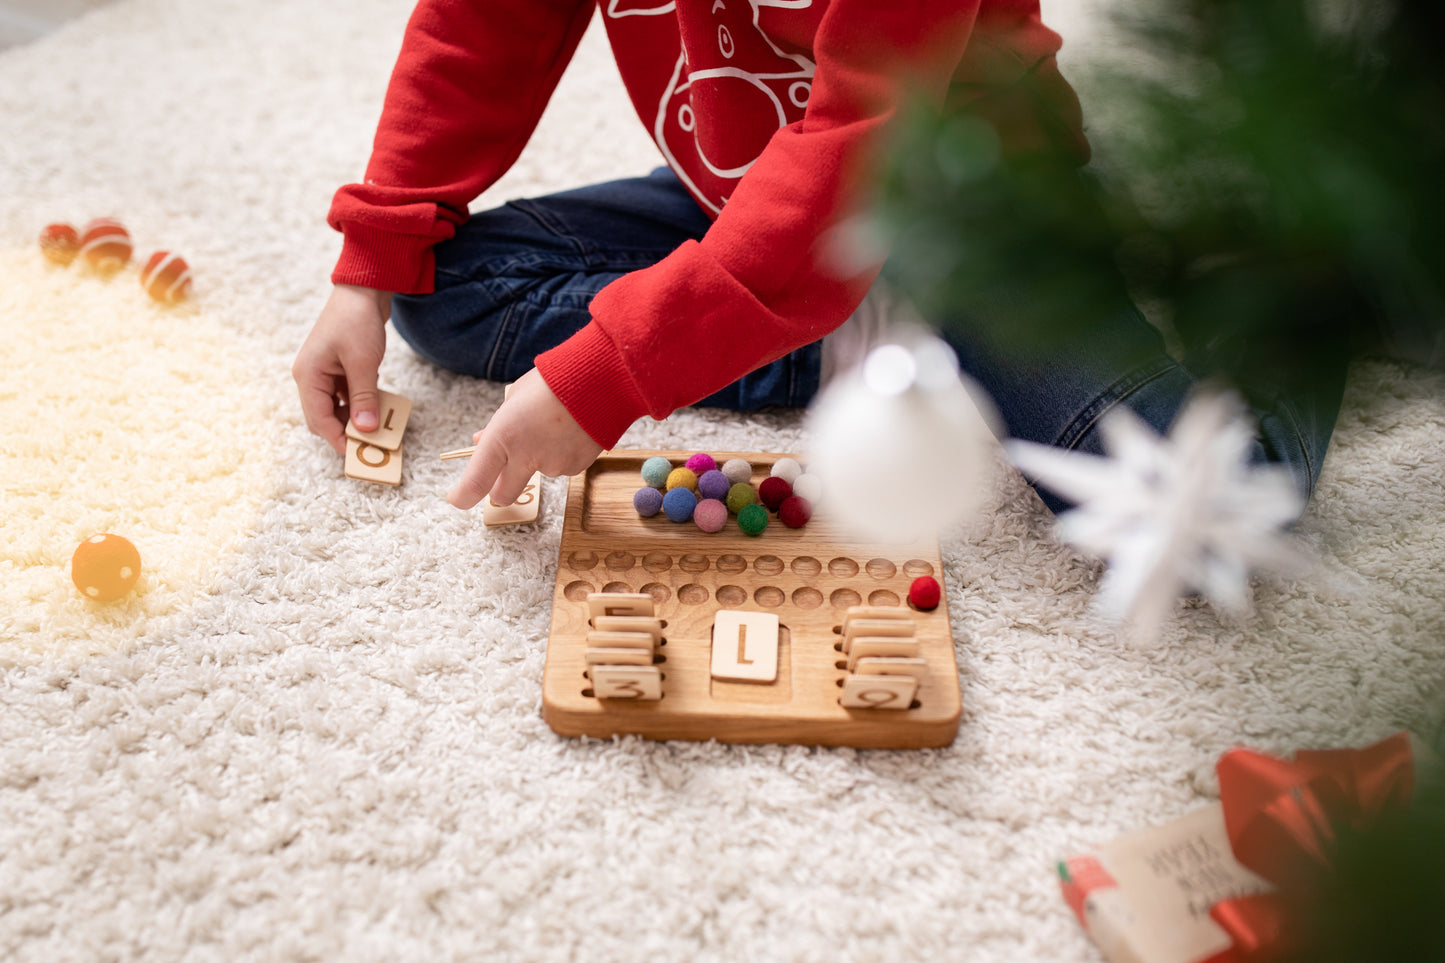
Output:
[297, 381, 347, 455]
[344, 369, 382, 433]
[448, 440, 507, 510]
[486, 460, 537, 508]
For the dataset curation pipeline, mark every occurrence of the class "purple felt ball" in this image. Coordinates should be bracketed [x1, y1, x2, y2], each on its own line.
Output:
[697, 469, 731, 501]
[662, 486, 697, 522]
[633, 486, 664, 517]
[684, 452, 717, 475]
[693, 498, 728, 533]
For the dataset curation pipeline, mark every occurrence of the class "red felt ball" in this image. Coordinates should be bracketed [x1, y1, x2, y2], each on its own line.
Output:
[757, 475, 792, 512]
[79, 217, 132, 273]
[39, 223, 80, 265]
[909, 575, 942, 611]
[778, 495, 812, 529]
[140, 250, 193, 303]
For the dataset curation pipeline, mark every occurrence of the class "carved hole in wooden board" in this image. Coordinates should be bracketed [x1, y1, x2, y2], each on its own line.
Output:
[828, 557, 859, 578]
[717, 554, 747, 574]
[641, 582, 672, 605]
[868, 590, 900, 606]
[568, 551, 599, 569]
[791, 587, 823, 609]
[680, 553, 710, 573]
[643, 552, 672, 573]
[904, 559, 935, 578]
[678, 583, 710, 605]
[564, 580, 595, 600]
[716, 584, 747, 607]
[605, 551, 636, 571]
[791, 556, 822, 577]
[754, 555, 784, 576]
[754, 586, 785, 607]
[830, 588, 862, 608]
[602, 581, 632, 594]
[865, 558, 896, 579]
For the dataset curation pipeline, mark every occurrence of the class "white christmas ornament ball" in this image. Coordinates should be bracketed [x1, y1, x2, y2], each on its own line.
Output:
[806, 330, 999, 542]
[792, 472, 823, 504]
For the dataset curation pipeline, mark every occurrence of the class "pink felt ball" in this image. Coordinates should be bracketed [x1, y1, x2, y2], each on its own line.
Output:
[757, 475, 792, 512]
[693, 498, 728, 533]
[909, 576, 942, 611]
[778, 495, 812, 529]
[684, 452, 717, 475]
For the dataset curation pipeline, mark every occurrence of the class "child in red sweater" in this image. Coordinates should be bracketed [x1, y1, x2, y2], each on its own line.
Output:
[293, 0, 1339, 513]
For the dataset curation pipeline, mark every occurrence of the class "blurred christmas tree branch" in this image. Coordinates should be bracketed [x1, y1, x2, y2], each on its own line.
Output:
[869, 0, 1445, 409]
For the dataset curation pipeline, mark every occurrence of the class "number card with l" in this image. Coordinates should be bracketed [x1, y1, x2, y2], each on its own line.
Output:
[710, 610, 780, 683]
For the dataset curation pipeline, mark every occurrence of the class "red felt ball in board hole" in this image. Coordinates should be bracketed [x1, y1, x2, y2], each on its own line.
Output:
[778, 494, 812, 529]
[757, 475, 792, 512]
[78, 217, 133, 273]
[39, 223, 80, 265]
[908, 575, 941, 611]
[140, 250, 193, 304]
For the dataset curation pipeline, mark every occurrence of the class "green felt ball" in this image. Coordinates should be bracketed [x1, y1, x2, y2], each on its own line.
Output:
[737, 503, 769, 536]
[725, 482, 758, 515]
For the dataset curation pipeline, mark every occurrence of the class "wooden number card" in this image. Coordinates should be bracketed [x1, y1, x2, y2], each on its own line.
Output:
[542, 451, 962, 749]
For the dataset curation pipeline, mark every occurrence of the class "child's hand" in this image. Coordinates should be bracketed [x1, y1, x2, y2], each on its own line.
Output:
[293, 284, 392, 455]
[450, 367, 603, 510]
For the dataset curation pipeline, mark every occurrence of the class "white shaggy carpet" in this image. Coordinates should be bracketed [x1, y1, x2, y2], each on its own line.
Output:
[2, 1, 1443, 960]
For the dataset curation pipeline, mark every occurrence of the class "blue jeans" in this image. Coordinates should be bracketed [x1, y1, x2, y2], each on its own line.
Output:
[391, 168, 1343, 512]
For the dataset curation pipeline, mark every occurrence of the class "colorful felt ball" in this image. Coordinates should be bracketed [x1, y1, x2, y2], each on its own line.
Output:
[633, 486, 664, 517]
[697, 469, 731, 501]
[640, 456, 672, 488]
[70, 533, 142, 602]
[662, 486, 697, 522]
[693, 498, 728, 533]
[720, 458, 752, 486]
[758, 476, 793, 512]
[38, 223, 80, 265]
[909, 575, 942, 611]
[778, 495, 812, 529]
[770, 456, 803, 484]
[665, 467, 698, 492]
[725, 482, 758, 515]
[737, 503, 769, 536]
[684, 452, 717, 475]
[78, 217, 133, 273]
[792, 473, 823, 504]
[139, 250, 192, 303]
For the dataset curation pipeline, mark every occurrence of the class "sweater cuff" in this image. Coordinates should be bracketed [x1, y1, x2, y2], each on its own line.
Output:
[535, 321, 651, 449]
[330, 223, 438, 295]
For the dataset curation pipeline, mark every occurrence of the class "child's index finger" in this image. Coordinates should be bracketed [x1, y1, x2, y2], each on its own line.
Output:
[448, 437, 507, 511]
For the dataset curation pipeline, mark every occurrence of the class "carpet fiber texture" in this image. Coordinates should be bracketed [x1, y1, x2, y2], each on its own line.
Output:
[2, 1, 1443, 960]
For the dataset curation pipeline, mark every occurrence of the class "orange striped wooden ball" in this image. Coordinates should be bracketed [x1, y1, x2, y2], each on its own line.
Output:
[38, 222, 80, 265]
[78, 217, 133, 273]
[140, 250, 193, 303]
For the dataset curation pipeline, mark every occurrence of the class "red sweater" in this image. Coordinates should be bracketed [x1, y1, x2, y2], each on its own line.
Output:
[329, 0, 1086, 448]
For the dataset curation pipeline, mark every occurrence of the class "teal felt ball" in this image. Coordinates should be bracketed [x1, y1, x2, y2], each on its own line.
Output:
[737, 503, 768, 536]
[641, 456, 672, 489]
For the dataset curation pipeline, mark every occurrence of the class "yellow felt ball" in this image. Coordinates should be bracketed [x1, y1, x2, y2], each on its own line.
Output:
[71, 533, 142, 602]
[665, 467, 698, 492]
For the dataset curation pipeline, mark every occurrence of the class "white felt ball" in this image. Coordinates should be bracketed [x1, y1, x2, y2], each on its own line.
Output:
[770, 456, 803, 484]
[720, 458, 752, 486]
[792, 473, 823, 504]
[805, 326, 1000, 542]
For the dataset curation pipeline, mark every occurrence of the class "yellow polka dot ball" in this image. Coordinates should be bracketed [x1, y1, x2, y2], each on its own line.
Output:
[71, 533, 142, 602]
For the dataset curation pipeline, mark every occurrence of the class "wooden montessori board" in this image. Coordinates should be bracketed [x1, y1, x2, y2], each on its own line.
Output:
[543, 451, 962, 749]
